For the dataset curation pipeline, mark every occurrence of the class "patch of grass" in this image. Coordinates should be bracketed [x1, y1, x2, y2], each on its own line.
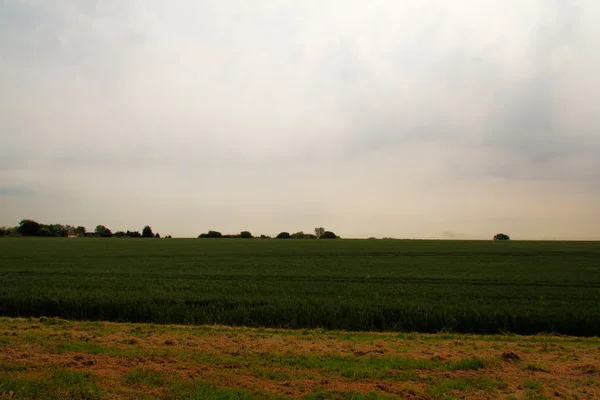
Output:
[50, 369, 102, 399]
[123, 368, 167, 387]
[445, 356, 487, 371]
[0, 360, 27, 373]
[167, 381, 270, 400]
[523, 380, 543, 390]
[0, 369, 101, 400]
[303, 389, 392, 399]
[522, 380, 548, 400]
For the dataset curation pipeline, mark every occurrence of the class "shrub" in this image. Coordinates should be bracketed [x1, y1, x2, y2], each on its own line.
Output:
[276, 232, 291, 239]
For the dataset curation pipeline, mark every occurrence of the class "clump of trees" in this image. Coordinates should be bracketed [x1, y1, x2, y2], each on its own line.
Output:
[198, 231, 255, 238]
[493, 233, 510, 241]
[196, 227, 339, 239]
[0, 226, 18, 236]
[198, 230, 223, 238]
[5, 219, 162, 238]
[291, 231, 316, 239]
[14, 219, 87, 237]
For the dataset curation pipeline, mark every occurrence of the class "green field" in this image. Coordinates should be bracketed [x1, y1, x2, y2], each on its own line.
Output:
[0, 238, 599, 336]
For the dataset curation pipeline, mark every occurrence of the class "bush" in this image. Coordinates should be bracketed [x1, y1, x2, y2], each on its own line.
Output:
[321, 231, 338, 239]
[493, 233, 510, 241]
[276, 232, 291, 239]
[240, 231, 253, 239]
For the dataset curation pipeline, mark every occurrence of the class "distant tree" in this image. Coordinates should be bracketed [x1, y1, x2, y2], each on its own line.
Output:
[291, 231, 305, 239]
[276, 232, 291, 239]
[259, 234, 271, 239]
[142, 225, 154, 238]
[166, 235, 172, 239]
[199, 231, 222, 238]
[155, 233, 161, 239]
[75, 226, 87, 236]
[95, 225, 113, 238]
[240, 231, 253, 238]
[314, 227, 325, 239]
[493, 233, 510, 241]
[18, 219, 41, 236]
[114, 231, 126, 238]
[321, 231, 338, 239]
[126, 230, 142, 238]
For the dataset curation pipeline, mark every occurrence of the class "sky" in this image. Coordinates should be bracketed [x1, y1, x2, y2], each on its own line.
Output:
[1, 0, 599, 239]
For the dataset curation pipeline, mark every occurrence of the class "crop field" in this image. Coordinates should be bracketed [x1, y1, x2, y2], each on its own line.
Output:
[1, 317, 599, 399]
[0, 238, 599, 336]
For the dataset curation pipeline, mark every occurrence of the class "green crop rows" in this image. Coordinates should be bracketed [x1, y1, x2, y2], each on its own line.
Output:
[1, 238, 599, 335]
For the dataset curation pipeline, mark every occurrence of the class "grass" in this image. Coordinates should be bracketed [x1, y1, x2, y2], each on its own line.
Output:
[1, 318, 600, 399]
[1, 238, 599, 335]
[0, 369, 102, 400]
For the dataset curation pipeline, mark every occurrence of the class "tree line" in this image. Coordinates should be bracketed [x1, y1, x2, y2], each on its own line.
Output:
[0, 219, 169, 238]
[0, 220, 339, 240]
[197, 228, 339, 239]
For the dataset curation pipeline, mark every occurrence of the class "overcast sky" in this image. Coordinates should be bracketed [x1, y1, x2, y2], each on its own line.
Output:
[1, 0, 599, 239]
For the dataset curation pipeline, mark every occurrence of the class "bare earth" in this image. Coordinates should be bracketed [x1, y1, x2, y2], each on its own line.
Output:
[0, 317, 599, 399]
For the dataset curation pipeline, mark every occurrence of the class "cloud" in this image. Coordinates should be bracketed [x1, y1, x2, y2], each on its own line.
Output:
[1, 0, 599, 238]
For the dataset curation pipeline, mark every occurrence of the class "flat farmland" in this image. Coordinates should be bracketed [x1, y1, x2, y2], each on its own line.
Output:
[0, 238, 599, 335]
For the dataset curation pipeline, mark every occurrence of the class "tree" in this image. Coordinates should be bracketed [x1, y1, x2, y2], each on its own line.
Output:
[321, 231, 338, 239]
[47, 224, 68, 237]
[37, 227, 52, 237]
[314, 227, 325, 239]
[95, 225, 113, 238]
[142, 225, 154, 238]
[199, 231, 222, 238]
[75, 226, 87, 236]
[291, 231, 305, 239]
[240, 231, 253, 238]
[493, 233, 510, 241]
[17, 219, 41, 236]
[276, 232, 291, 239]
[114, 231, 126, 238]
[155, 233, 161, 239]
[127, 230, 142, 238]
